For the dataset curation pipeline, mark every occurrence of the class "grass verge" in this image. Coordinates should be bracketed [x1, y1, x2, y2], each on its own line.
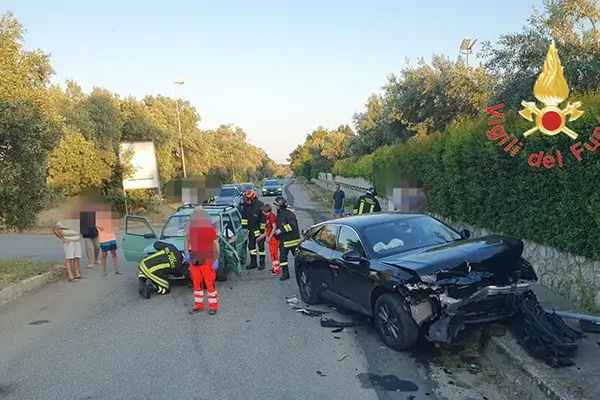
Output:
[299, 178, 358, 214]
[0, 259, 60, 290]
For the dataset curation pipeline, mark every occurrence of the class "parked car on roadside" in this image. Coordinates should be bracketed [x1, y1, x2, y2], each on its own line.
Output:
[241, 182, 258, 196]
[262, 179, 282, 196]
[223, 183, 244, 194]
[215, 186, 243, 209]
[122, 204, 248, 282]
[294, 213, 537, 351]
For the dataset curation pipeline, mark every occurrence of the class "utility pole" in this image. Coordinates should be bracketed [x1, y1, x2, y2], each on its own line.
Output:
[460, 38, 477, 68]
[173, 80, 187, 178]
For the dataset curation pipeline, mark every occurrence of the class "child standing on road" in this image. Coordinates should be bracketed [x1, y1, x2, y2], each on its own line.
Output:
[96, 210, 122, 277]
[259, 204, 280, 276]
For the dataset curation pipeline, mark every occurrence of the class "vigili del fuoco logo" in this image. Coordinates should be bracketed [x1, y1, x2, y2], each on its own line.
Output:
[485, 40, 600, 168]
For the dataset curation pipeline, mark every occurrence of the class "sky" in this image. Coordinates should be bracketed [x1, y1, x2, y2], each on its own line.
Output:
[4, 0, 544, 163]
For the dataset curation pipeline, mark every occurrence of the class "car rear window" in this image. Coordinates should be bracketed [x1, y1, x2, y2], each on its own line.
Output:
[219, 188, 238, 197]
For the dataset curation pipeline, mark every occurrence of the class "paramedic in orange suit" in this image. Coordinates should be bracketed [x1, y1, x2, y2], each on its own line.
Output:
[258, 204, 280, 276]
[184, 206, 221, 315]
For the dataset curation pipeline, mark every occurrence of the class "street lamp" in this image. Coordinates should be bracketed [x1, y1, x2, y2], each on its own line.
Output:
[173, 80, 186, 178]
[460, 38, 477, 68]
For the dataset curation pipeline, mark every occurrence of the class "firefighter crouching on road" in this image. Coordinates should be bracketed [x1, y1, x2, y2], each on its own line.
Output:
[273, 196, 300, 281]
[258, 203, 280, 276]
[241, 190, 267, 270]
[353, 186, 382, 215]
[138, 241, 184, 299]
[184, 206, 221, 315]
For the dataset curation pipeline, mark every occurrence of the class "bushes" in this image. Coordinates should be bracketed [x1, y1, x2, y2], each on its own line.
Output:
[332, 92, 600, 260]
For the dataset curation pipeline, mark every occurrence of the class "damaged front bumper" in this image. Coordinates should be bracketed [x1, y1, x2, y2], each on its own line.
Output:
[406, 283, 531, 344]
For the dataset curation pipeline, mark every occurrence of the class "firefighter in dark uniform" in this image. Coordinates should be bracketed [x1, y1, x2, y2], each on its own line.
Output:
[241, 190, 267, 269]
[353, 186, 382, 215]
[273, 196, 300, 281]
[138, 241, 184, 299]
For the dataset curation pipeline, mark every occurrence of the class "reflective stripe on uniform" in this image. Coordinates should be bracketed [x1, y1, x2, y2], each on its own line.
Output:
[283, 238, 301, 248]
[358, 201, 365, 215]
[194, 290, 204, 304]
[258, 250, 266, 256]
[241, 219, 248, 226]
[280, 261, 289, 267]
[254, 230, 261, 237]
[283, 223, 292, 232]
[250, 249, 258, 255]
[139, 261, 169, 288]
[260, 223, 266, 229]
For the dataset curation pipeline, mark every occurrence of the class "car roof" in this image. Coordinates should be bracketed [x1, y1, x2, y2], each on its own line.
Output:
[264, 179, 279, 184]
[317, 212, 430, 229]
[171, 205, 236, 217]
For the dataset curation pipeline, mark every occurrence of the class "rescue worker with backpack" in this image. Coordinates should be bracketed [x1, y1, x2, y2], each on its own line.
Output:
[138, 241, 184, 299]
[241, 190, 267, 270]
[273, 196, 300, 281]
[353, 186, 382, 215]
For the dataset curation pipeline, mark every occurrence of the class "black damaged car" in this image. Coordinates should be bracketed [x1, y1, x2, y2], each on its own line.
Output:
[294, 213, 538, 351]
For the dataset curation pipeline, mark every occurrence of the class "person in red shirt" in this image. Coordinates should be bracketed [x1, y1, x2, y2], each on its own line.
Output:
[258, 204, 280, 276]
[184, 206, 221, 315]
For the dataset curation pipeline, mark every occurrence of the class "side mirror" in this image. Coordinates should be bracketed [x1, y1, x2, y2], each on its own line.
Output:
[301, 228, 308, 236]
[459, 229, 471, 239]
[341, 249, 362, 262]
[143, 233, 156, 239]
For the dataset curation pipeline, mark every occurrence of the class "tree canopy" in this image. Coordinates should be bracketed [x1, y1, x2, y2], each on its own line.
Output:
[0, 11, 281, 230]
[288, 0, 600, 263]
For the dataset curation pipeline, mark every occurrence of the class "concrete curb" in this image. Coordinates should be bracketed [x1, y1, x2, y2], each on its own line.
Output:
[0, 267, 64, 307]
[484, 333, 582, 400]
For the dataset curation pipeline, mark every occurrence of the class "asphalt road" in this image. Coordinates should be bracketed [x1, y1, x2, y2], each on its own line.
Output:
[0, 180, 438, 400]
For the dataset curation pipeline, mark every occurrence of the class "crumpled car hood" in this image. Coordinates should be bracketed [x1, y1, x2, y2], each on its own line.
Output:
[380, 235, 525, 278]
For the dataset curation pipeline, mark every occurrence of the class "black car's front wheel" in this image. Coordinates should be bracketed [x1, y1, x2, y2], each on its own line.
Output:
[374, 293, 419, 351]
[296, 265, 319, 304]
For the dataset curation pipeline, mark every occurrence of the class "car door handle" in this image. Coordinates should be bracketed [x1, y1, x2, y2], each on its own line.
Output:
[329, 264, 339, 270]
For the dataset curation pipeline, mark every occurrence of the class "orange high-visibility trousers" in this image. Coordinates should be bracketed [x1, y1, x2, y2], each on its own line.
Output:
[190, 261, 218, 311]
[268, 237, 280, 274]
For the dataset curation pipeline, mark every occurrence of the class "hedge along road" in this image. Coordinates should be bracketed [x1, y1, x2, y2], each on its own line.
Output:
[0, 180, 438, 400]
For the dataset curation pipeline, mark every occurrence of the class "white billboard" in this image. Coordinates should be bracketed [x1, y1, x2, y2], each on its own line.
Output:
[119, 142, 160, 190]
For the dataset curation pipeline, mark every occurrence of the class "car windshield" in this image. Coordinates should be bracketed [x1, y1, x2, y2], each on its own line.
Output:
[219, 188, 238, 197]
[363, 216, 462, 257]
[161, 214, 221, 238]
[264, 180, 278, 187]
[242, 183, 253, 190]
[162, 215, 190, 238]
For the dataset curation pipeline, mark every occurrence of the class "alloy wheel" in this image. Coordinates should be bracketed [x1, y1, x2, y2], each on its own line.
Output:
[378, 303, 401, 342]
[299, 271, 312, 299]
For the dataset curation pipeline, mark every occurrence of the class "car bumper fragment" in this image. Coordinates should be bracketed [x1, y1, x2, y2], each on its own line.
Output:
[405, 283, 531, 343]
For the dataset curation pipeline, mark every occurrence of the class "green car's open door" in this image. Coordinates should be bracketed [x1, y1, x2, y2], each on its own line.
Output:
[220, 236, 242, 277]
[122, 216, 158, 263]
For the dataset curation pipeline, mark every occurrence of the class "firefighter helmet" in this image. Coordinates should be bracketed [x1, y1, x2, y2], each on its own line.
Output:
[367, 186, 377, 196]
[273, 196, 288, 208]
[244, 190, 257, 201]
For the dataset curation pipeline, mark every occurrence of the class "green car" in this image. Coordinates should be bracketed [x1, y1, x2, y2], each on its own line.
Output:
[122, 204, 248, 281]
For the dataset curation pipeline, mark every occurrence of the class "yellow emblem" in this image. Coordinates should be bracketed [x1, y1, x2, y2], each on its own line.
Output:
[518, 40, 583, 139]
